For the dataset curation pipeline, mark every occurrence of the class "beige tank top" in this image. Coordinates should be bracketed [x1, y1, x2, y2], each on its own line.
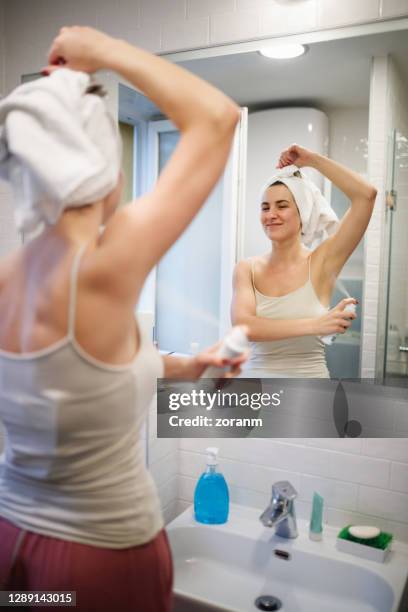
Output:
[243, 254, 330, 378]
[0, 244, 164, 548]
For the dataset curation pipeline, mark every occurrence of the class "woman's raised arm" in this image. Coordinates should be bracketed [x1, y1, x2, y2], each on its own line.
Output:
[277, 144, 377, 278]
[45, 26, 240, 303]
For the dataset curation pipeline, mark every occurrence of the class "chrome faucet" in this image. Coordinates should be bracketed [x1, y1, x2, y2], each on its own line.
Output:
[260, 481, 298, 538]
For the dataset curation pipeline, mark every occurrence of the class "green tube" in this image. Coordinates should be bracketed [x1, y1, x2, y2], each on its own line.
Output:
[309, 492, 324, 541]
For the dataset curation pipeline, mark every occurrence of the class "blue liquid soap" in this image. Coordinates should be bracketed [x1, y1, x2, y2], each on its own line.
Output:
[194, 447, 229, 524]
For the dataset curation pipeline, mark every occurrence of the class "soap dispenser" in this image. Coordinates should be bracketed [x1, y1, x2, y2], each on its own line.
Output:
[194, 447, 229, 524]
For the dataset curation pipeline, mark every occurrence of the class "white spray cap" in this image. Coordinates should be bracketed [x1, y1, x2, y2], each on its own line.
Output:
[225, 326, 249, 354]
[206, 447, 219, 466]
[344, 302, 357, 314]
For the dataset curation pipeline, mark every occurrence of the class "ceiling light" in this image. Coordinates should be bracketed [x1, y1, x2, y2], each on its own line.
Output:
[258, 44, 307, 59]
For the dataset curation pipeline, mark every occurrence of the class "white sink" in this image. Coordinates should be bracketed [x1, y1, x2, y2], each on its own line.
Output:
[167, 504, 408, 612]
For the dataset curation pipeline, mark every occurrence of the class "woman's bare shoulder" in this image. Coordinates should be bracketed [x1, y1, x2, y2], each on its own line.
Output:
[238, 254, 269, 266]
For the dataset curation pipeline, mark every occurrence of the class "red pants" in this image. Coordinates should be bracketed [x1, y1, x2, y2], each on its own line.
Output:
[0, 516, 173, 612]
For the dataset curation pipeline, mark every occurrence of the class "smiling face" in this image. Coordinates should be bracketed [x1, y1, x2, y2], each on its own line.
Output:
[260, 182, 302, 243]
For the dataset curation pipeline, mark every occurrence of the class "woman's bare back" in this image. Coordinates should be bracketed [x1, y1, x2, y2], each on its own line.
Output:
[0, 240, 139, 365]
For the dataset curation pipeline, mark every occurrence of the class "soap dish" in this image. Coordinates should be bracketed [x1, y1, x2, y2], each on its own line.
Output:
[336, 525, 393, 563]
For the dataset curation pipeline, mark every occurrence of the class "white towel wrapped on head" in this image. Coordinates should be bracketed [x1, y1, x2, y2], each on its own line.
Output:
[0, 68, 122, 234]
[260, 165, 339, 248]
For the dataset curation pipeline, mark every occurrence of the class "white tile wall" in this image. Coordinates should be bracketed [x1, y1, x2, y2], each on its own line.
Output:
[210, 10, 259, 46]
[161, 17, 209, 51]
[318, 0, 380, 28]
[361, 56, 389, 377]
[381, 0, 408, 18]
[2, 0, 407, 91]
[147, 401, 179, 524]
[187, 0, 234, 20]
[140, 0, 185, 24]
[259, 0, 318, 37]
[170, 436, 408, 539]
[391, 461, 408, 493]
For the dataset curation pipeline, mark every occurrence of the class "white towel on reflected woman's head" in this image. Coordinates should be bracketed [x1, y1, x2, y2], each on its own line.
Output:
[260, 164, 339, 248]
[0, 68, 122, 234]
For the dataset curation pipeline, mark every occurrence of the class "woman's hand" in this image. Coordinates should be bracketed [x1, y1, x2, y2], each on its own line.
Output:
[42, 26, 117, 75]
[314, 297, 357, 337]
[277, 143, 316, 169]
[190, 338, 250, 380]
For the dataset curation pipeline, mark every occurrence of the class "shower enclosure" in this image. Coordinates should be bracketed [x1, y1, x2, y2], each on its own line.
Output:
[377, 128, 408, 386]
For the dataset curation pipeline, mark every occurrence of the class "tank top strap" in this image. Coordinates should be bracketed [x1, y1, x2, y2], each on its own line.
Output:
[250, 258, 256, 292]
[67, 243, 88, 339]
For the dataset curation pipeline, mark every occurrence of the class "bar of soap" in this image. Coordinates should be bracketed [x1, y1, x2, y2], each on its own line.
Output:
[348, 525, 380, 539]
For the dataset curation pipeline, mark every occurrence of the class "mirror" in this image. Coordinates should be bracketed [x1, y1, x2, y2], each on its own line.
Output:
[118, 25, 408, 383]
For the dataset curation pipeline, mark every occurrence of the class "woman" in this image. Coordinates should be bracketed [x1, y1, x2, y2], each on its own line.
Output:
[0, 27, 242, 612]
[232, 144, 377, 378]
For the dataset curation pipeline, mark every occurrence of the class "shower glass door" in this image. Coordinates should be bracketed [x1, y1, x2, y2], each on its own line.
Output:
[383, 129, 408, 385]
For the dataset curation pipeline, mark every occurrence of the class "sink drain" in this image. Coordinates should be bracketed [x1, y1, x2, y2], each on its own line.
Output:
[255, 595, 282, 611]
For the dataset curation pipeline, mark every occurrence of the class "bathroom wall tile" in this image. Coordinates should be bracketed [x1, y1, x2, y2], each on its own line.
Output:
[178, 474, 196, 500]
[364, 299, 380, 318]
[268, 443, 332, 477]
[317, 0, 380, 28]
[307, 438, 362, 454]
[163, 499, 180, 525]
[362, 438, 408, 464]
[259, 0, 318, 36]
[5, 40, 44, 92]
[229, 484, 271, 510]
[96, 0, 140, 40]
[178, 449, 302, 494]
[325, 506, 389, 531]
[150, 450, 178, 488]
[369, 156, 386, 178]
[329, 452, 390, 488]
[363, 281, 379, 301]
[161, 17, 209, 52]
[299, 474, 358, 511]
[157, 475, 178, 509]
[381, 0, 408, 18]
[140, 0, 186, 24]
[365, 243, 381, 268]
[179, 438, 306, 470]
[175, 499, 191, 516]
[236, 0, 272, 10]
[383, 519, 408, 543]
[363, 332, 377, 353]
[149, 438, 178, 466]
[210, 10, 259, 46]
[187, 0, 234, 20]
[364, 316, 378, 334]
[128, 22, 161, 53]
[361, 364, 375, 378]
[358, 485, 408, 523]
[391, 462, 408, 493]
